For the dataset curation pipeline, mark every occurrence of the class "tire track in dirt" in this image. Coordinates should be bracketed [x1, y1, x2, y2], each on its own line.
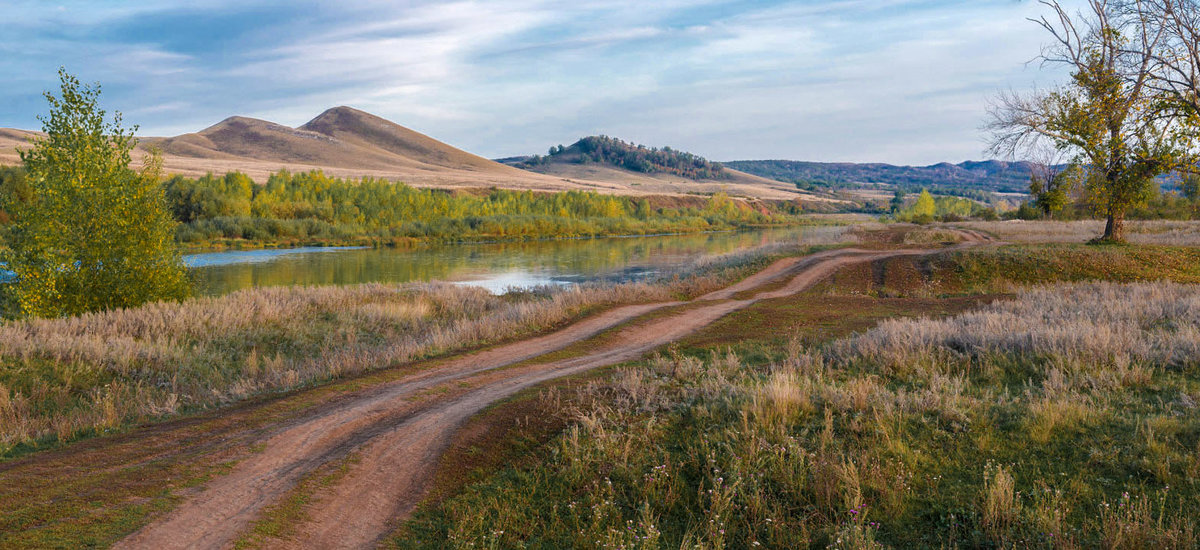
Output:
[114, 302, 673, 550]
[118, 234, 992, 550]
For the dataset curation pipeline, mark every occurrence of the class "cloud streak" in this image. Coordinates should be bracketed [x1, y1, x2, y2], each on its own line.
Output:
[1, 0, 1077, 164]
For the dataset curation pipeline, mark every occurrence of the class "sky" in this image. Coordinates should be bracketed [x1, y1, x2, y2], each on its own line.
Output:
[1, 0, 1079, 165]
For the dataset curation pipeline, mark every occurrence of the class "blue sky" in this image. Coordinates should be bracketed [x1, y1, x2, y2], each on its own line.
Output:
[2, 0, 1075, 165]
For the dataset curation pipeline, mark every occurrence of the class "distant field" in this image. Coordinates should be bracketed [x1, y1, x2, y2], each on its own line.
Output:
[953, 219, 1200, 246]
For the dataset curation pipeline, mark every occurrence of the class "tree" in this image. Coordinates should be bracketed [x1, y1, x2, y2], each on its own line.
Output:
[890, 189, 906, 213]
[1182, 173, 1200, 202]
[0, 166, 30, 224]
[912, 189, 937, 220]
[987, 0, 1191, 242]
[4, 69, 189, 317]
[1029, 163, 1078, 218]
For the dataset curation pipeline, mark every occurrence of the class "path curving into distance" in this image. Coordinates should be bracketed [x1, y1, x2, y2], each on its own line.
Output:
[117, 233, 992, 549]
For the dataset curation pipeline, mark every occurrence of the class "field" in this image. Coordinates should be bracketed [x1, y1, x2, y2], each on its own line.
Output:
[3, 223, 1200, 549]
[0, 242, 791, 458]
[389, 237, 1200, 549]
[952, 220, 1200, 246]
[394, 280, 1200, 548]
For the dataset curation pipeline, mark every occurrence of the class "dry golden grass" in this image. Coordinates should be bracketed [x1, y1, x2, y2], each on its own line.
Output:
[833, 281, 1200, 377]
[0, 242, 786, 455]
[396, 280, 1200, 548]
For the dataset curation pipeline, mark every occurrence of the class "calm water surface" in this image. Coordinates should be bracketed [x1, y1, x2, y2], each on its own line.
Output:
[184, 226, 851, 296]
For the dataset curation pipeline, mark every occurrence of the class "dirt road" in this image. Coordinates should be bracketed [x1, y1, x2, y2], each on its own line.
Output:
[117, 237, 989, 549]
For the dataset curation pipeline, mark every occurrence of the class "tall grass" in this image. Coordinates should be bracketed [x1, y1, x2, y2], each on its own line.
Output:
[396, 282, 1200, 548]
[0, 242, 791, 456]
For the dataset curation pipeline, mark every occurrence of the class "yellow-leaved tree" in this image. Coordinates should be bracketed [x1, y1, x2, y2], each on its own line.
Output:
[3, 69, 189, 317]
[911, 189, 937, 220]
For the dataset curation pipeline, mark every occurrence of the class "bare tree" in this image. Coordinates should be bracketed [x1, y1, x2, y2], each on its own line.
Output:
[1133, 0, 1200, 117]
[988, 0, 1188, 242]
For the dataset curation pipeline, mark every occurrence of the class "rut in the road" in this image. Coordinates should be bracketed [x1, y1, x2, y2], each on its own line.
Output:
[118, 238, 990, 550]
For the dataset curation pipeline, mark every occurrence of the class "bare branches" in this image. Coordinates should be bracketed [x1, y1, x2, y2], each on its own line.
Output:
[1130, 0, 1200, 116]
[1031, 0, 1086, 66]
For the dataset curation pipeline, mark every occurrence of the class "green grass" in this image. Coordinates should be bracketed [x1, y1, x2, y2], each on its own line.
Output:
[942, 243, 1200, 290]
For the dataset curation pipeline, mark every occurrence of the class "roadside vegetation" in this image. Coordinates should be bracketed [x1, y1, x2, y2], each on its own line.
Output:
[394, 252, 1200, 548]
[0, 241, 796, 458]
[890, 189, 989, 224]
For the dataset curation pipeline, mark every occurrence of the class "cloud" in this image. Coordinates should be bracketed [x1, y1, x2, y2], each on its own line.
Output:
[0, 0, 1079, 165]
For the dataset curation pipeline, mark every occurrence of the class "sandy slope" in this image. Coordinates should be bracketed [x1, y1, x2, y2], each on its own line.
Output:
[0, 108, 819, 201]
[115, 233, 991, 550]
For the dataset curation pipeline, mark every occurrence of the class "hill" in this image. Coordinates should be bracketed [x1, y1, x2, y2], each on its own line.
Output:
[505, 136, 729, 180]
[725, 159, 1038, 194]
[0, 109, 814, 201]
[498, 136, 823, 201]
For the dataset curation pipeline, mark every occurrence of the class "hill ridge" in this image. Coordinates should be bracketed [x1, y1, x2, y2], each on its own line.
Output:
[724, 159, 1040, 193]
[0, 109, 816, 200]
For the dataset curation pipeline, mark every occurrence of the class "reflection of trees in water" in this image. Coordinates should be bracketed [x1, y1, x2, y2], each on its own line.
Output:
[192, 227, 838, 295]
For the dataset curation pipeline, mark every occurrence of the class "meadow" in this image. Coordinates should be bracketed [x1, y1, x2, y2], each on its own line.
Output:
[0, 242, 795, 458]
[953, 220, 1200, 246]
[393, 242, 1200, 549]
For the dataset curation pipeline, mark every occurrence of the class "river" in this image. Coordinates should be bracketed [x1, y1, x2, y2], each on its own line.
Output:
[184, 225, 852, 296]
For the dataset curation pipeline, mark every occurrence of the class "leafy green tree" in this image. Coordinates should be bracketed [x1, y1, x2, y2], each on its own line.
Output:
[890, 190, 906, 213]
[0, 166, 30, 224]
[4, 69, 189, 317]
[1029, 165, 1078, 218]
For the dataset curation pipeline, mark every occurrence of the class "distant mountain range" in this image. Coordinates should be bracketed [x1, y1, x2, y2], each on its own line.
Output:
[724, 159, 1038, 194]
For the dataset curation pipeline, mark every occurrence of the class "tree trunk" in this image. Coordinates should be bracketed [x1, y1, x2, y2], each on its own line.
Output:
[1102, 209, 1126, 242]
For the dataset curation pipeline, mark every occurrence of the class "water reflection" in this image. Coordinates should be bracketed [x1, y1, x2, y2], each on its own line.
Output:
[186, 226, 850, 296]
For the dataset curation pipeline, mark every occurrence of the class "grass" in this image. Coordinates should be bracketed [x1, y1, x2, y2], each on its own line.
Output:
[0, 240, 815, 549]
[810, 243, 1200, 300]
[391, 247, 1200, 549]
[0, 239, 798, 459]
[952, 219, 1200, 246]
